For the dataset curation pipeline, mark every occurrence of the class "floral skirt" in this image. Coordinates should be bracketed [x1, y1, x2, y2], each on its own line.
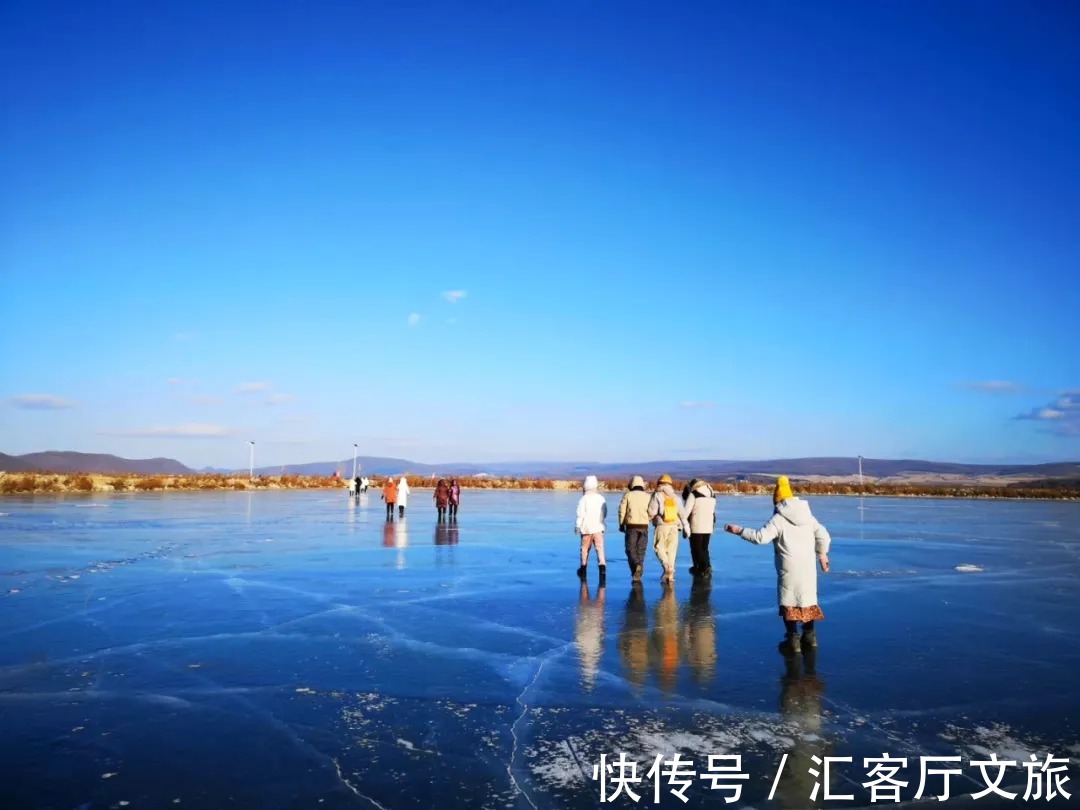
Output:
[780, 605, 824, 622]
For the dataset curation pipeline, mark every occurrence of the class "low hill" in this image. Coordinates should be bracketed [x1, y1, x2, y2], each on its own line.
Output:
[6, 451, 192, 475]
[0, 453, 39, 472]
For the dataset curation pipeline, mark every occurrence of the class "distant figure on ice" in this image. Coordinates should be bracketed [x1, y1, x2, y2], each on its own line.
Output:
[575, 475, 607, 580]
[618, 475, 651, 581]
[381, 477, 398, 521]
[397, 476, 411, 518]
[347, 476, 357, 498]
[684, 479, 717, 577]
[434, 478, 451, 520]
[725, 476, 832, 654]
[648, 474, 689, 584]
[353, 475, 362, 497]
[448, 479, 461, 519]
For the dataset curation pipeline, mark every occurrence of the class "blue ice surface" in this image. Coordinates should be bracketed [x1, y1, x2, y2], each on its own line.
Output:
[0, 490, 1078, 808]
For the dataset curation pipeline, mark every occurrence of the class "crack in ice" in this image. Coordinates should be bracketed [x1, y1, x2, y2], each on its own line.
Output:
[506, 643, 573, 809]
[332, 756, 389, 810]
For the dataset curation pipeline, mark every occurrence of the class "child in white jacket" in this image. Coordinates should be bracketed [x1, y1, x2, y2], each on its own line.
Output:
[575, 475, 607, 579]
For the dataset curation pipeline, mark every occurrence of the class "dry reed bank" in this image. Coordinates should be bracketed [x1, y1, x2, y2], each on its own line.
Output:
[0, 471, 1076, 500]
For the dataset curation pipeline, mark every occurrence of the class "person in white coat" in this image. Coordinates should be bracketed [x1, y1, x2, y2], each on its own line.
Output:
[397, 476, 411, 518]
[575, 475, 608, 579]
[725, 476, 831, 653]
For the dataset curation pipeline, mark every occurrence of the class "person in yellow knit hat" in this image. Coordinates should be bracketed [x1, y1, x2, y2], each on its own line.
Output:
[724, 476, 832, 653]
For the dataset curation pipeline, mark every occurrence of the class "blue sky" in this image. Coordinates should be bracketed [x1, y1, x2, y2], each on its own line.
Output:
[2, 1, 1078, 468]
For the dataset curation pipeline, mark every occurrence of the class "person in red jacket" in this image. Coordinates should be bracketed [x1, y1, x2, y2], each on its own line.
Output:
[381, 477, 398, 521]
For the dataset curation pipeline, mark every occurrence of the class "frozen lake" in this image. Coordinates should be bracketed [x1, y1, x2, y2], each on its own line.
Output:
[1, 490, 1077, 808]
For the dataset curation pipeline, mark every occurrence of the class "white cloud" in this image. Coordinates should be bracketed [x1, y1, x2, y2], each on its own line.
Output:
[166, 377, 186, 386]
[958, 380, 1024, 394]
[1015, 390, 1080, 437]
[173, 332, 196, 341]
[8, 393, 78, 410]
[442, 290, 467, 304]
[447, 317, 458, 325]
[407, 313, 421, 327]
[100, 423, 234, 438]
[680, 401, 716, 409]
[265, 393, 295, 405]
[237, 381, 272, 393]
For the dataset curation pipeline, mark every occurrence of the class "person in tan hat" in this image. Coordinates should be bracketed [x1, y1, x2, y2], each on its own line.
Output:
[725, 476, 831, 653]
[648, 474, 690, 583]
[618, 475, 651, 581]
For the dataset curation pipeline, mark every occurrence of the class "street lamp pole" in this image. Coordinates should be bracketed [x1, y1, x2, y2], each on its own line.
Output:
[248, 441, 255, 479]
[352, 444, 358, 480]
[858, 455, 863, 487]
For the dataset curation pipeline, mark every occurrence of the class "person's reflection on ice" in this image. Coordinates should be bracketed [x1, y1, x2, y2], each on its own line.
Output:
[574, 579, 606, 693]
[648, 583, 679, 694]
[382, 520, 395, 548]
[773, 645, 831, 809]
[435, 521, 451, 545]
[617, 582, 649, 690]
[680, 577, 717, 685]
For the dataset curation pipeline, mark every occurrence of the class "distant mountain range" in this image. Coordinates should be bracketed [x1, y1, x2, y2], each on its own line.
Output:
[3, 451, 1078, 481]
[0, 451, 192, 475]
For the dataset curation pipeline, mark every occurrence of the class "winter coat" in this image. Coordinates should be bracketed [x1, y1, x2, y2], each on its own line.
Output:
[684, 481, 717, 535]
[739, 497, 831, 608]
[618, 488, 652, 530]
[647, 484, 690, 534]
[397, 478, 411, 508]
[382, 480, 398, 503]
[575, 491, 608, 535]
[347, 478, 356, 493]
[434, 482, 450, 508]
[449, 483, 461, 506]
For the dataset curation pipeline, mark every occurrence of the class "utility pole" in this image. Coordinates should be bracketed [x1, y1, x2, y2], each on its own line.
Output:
[248, 441, 255, 479]
[352, 444, 358, 480]
[858, 455, 863, 487]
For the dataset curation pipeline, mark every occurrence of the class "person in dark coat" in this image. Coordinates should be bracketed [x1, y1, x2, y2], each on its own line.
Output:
[434, 479, 451, 521]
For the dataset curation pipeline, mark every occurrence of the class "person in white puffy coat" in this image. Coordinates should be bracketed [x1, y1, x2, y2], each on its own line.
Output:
[725, 476, 831, 653]
[397, 476, 411, 518]
[575, 475, 607, 579]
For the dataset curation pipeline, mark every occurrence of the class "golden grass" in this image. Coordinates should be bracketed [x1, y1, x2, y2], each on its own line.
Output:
[0, 471, 1075, 499]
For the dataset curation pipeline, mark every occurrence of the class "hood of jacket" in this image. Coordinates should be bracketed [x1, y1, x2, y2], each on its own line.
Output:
[583, 474, 599, 491]
[691, 481, 714, 498]
[657, 483, 676, 498]
[628, 475, 646, 491]
[776, 497, 814, 526]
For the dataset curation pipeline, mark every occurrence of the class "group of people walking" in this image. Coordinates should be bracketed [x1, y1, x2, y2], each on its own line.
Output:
[373, 476, 461, 521]
[577, 473, 832, 653]
[347, 476, 370, 497]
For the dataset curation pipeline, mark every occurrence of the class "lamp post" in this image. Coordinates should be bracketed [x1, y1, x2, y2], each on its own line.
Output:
[858, 455, 863, 487]
[352, 444, 358, 481]
[248, 441, 255, 479]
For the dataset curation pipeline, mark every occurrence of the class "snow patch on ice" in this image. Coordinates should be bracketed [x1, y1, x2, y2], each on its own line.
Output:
[955, 564, 984, 573]
[942, 722, 1045, 762]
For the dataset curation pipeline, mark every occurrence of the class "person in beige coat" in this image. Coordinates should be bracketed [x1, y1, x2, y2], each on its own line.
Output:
[684, 479, 717, 578]
[618, 475, 652, 581]
[725, 476, 831, 653]
[648, 474, 690, 583]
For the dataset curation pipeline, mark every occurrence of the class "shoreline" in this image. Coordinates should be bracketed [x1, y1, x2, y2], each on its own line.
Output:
[0, 471, 1077, 501]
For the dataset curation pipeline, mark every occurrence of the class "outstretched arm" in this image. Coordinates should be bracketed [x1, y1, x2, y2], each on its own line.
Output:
[575, 498, 585, 534]
[725, 515, 781, 545]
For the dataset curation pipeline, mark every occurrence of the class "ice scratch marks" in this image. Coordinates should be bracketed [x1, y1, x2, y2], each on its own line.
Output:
[507, 642, 574, 809]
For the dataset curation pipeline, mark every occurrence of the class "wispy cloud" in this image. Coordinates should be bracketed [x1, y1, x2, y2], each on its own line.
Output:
[680, 401, 716, 409]
[442, 290, 467, 304]
[166, 377, 187, 386]
[1015, 390, 1080, 437]
[407, 313, 421, 327]
[8, 393, 79, 410]
[237, 381, 272, 394]
[100, 423, 234, 438]
[173, 332, 196, 341]
[958, 380, 1024, 394]
[265, 393, 295, 405]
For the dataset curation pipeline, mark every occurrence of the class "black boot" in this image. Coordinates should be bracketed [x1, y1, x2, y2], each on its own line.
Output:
[598, 564, 606, 581]
[577, 565, 587, 578]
